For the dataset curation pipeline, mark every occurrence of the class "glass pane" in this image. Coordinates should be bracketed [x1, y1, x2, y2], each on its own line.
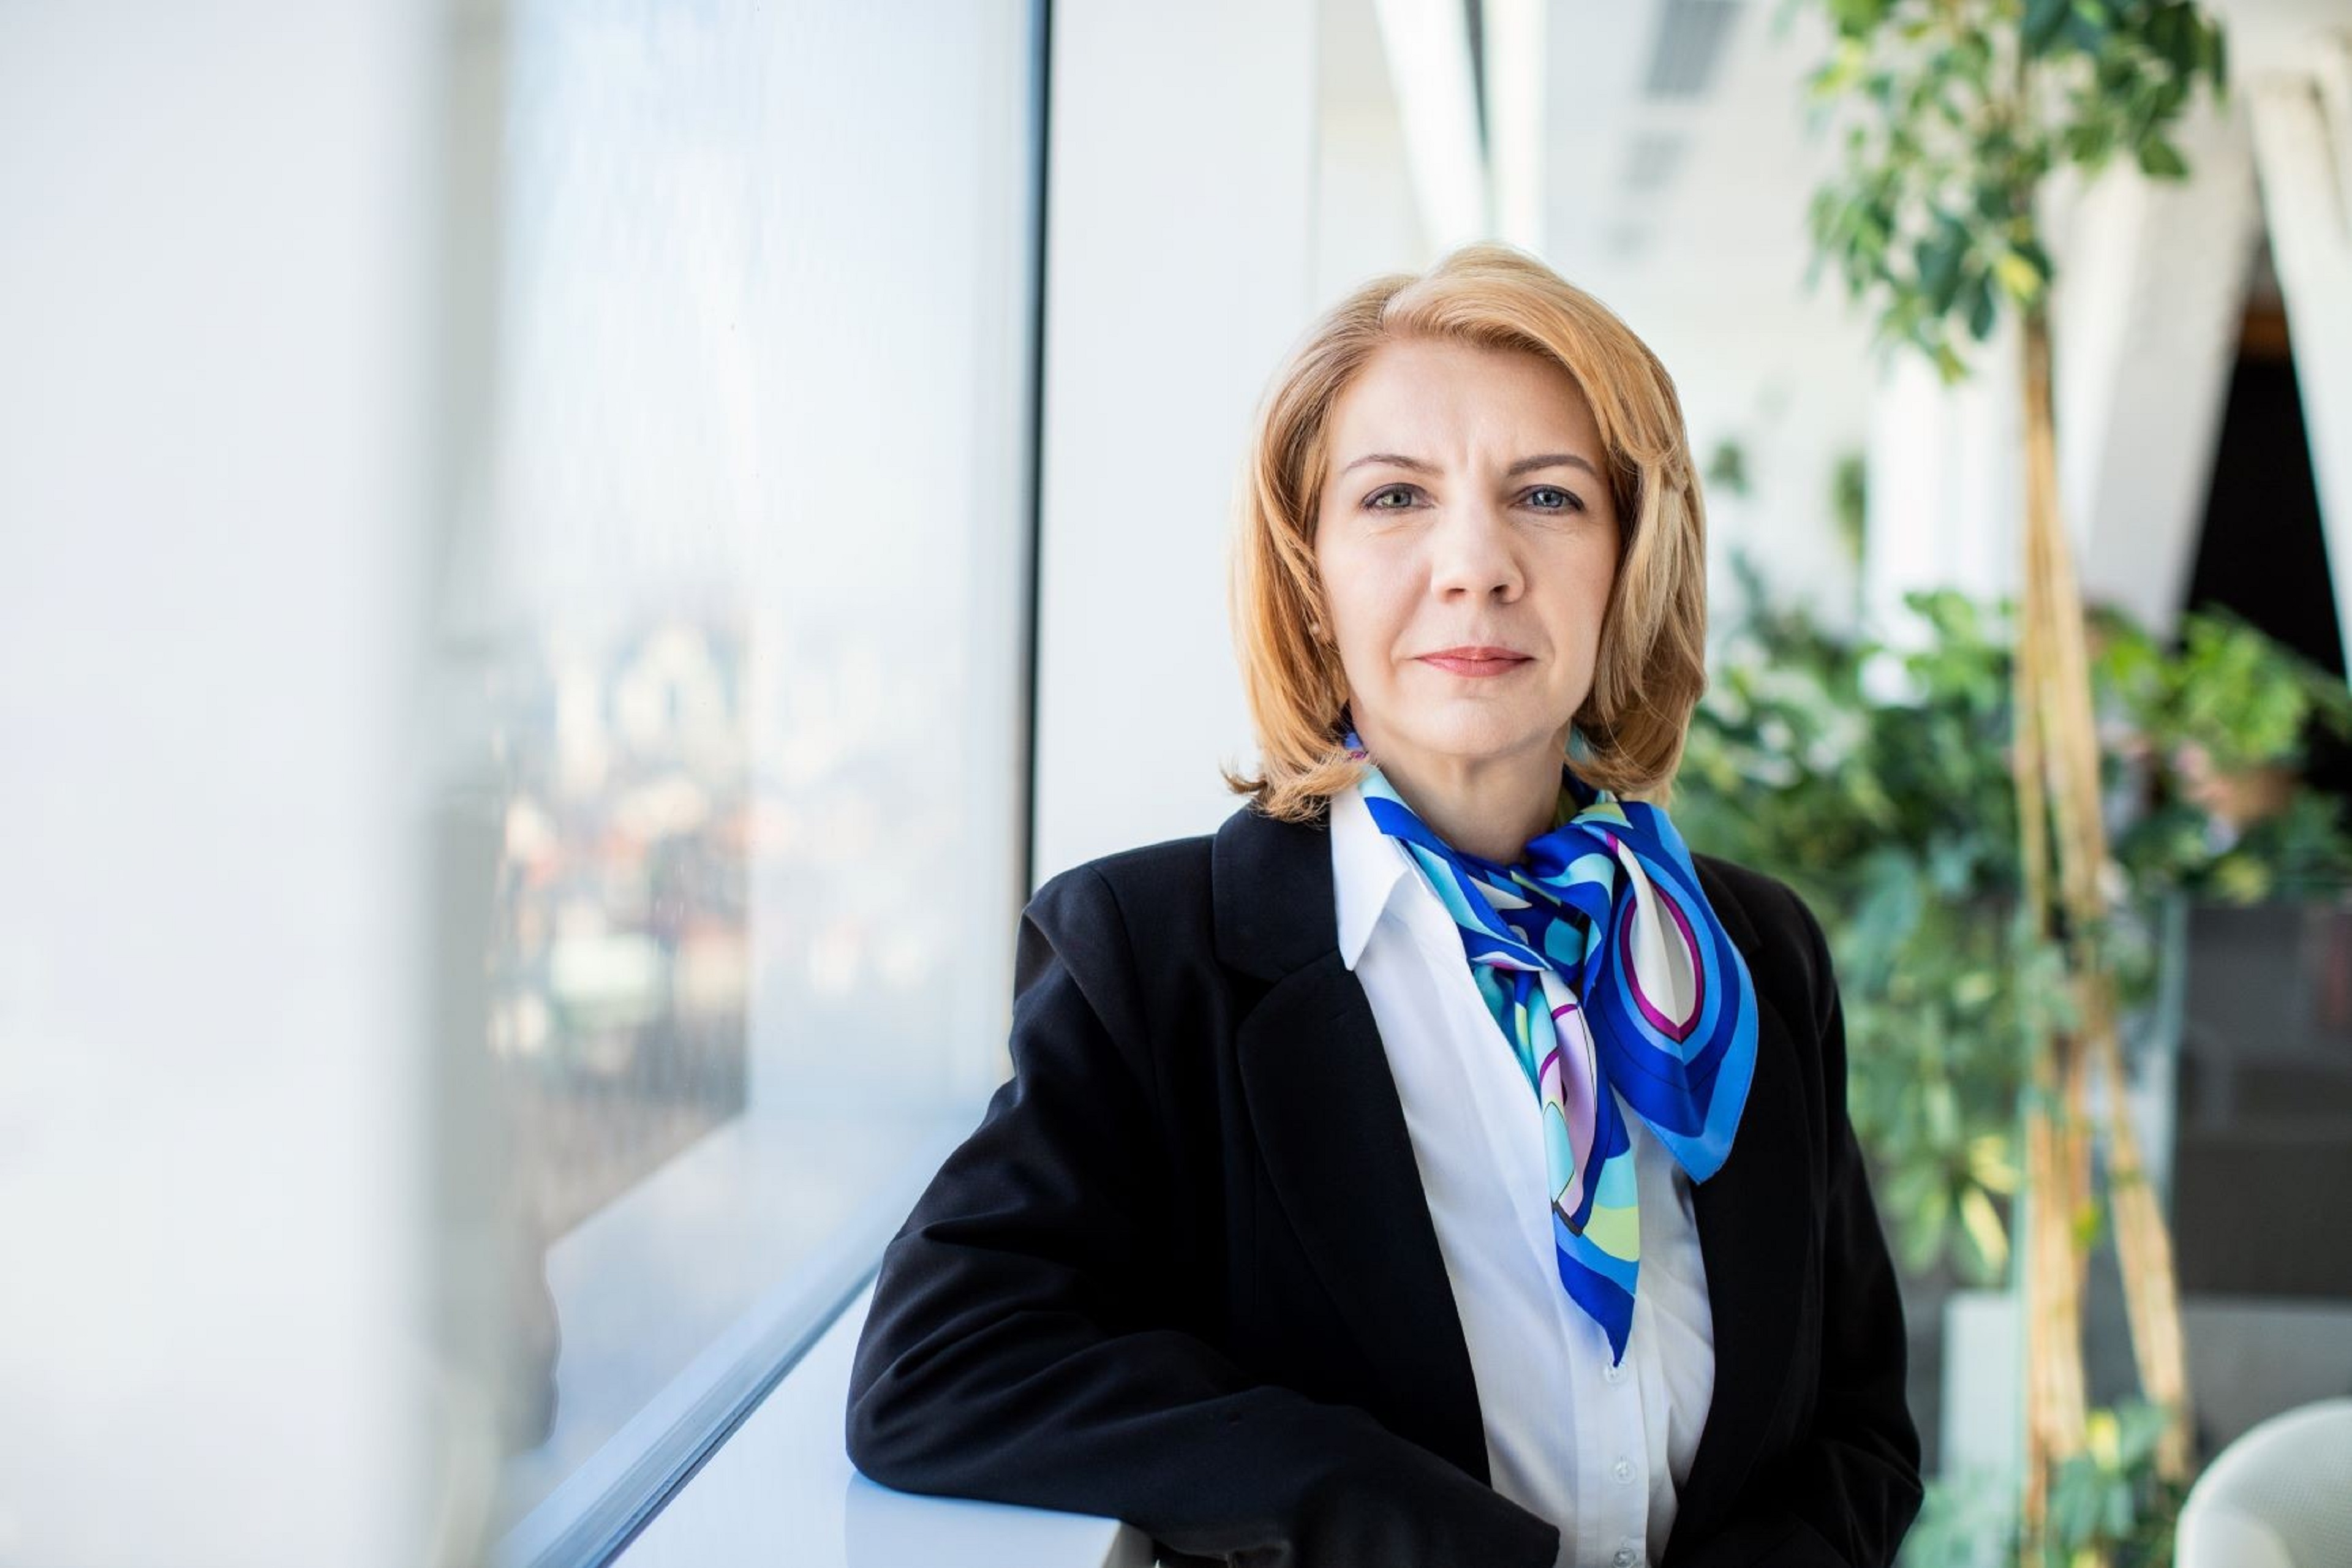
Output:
[467, 0, 1038, 1540]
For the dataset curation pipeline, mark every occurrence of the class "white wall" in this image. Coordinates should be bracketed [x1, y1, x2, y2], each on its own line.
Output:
[0, 3, 458, 1564]
[1314, 0, 1432, 305]
[1618, 295, 1880, 641]
[1030, 0, 1323, 884]
[1552, 0, 1885, 644]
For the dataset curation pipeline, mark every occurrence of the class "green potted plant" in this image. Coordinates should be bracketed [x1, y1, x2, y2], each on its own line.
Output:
[1793, 0, 2234, 1552]
[1679, 552, 2352, 1562]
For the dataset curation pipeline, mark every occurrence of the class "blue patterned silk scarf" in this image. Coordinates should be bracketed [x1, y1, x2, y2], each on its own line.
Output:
[1344, 728, 1759, 1362]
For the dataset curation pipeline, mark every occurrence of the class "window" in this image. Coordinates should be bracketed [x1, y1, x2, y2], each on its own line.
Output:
[462, 2, 1043, 1556]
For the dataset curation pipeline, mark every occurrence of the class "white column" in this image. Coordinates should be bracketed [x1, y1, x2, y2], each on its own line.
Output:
[2251, 40, 2352, 674]
[1484, 0, 1548, 254]
[2058, 92, 2263, 639]
[1371, 0, 1490, 251]
[1032, 0, 1323, 883]
[1859, 315, 2023, 690]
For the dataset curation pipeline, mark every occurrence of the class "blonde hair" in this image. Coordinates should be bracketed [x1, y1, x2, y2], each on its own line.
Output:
[1220, 241, 1711, 824]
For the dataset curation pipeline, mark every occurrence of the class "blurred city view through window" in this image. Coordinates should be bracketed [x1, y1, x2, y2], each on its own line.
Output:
[488, 614, 752, 1244]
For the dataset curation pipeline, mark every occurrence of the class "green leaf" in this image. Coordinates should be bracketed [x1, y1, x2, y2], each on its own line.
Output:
[2049, 1454, 2104, 1544]
[2018, 235, 2055, 285]
[1827, 0, 1893, 37]
[2149, 2, 2196, 77]
[1809, 37, 1871, 100]
[2024, 0, 2071, 53]
[2064, 118, 2117, 167]
[1959, 1184, 2010, 1277]
[2071, 1196, 2106, 1253]
[2114, 1398, 2174, 1464]
[1915, 213, 1969, 315]
[1993, 247, 2046, 303]
[2103, 1472, 2135, 1537]
[1964, 267, 1999, 341]
[2138, 135, 2190, 179]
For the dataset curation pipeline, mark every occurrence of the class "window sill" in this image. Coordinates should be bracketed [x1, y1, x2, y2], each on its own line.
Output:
[495, 1102, 996, 1566]
[608, 1278, 1155, 1568]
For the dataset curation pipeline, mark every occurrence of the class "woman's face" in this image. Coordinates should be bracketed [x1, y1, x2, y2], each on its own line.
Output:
[1312, 336, 1623, 780]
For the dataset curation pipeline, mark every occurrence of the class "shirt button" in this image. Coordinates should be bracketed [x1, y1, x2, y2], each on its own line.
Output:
[1612, 1457, 1635, 1484]
[1614, 1550, 1638, 1567]
[1604, 1359, 1626, 1384]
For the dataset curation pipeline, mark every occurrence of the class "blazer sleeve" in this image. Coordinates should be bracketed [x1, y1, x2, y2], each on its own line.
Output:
[843, 863, 1562, 1568]
[1673, 880, 1926, 1568]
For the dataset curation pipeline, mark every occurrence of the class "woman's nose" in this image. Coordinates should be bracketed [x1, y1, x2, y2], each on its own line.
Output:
[1427, 499, 1523, 600]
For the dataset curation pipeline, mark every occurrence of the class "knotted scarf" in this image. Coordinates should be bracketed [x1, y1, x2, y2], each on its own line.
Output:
[1344, 728, 1758, 1362]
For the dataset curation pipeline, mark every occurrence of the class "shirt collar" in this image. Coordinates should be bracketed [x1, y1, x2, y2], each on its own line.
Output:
[1330, 778, 1416, 971]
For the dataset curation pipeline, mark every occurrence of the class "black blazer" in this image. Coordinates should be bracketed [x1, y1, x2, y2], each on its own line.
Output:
[845, 799, 1923, 1567]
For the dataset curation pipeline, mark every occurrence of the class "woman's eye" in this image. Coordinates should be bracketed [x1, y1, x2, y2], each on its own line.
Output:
[1365, 484, 1418, 510]
[1526, 486, 1583, 513]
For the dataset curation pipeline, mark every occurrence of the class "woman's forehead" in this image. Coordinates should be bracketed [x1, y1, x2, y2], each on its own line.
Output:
[1325, 340, 1602, 460]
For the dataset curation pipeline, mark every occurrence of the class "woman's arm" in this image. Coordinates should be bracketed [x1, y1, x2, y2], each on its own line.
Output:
[844, 863, 1562, 1568]
[1670, 881, 1925, 1568]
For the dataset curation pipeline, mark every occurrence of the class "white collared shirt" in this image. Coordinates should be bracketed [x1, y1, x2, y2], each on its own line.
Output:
[1330, 778, 1716, 1568]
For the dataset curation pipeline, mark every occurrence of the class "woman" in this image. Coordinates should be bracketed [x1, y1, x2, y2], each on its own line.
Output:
[845, 243, 1922, 1568]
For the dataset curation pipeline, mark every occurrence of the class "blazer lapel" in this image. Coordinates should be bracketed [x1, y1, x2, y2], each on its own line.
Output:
[1664, 859, 1817, 1553]
[1212, 802, 1494, 1486]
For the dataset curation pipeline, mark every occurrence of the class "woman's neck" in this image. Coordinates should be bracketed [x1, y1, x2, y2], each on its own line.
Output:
[1359, 727, 1569, 864]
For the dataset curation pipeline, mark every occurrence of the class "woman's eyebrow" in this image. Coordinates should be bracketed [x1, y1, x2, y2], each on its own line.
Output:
[1507, 453, 1599, 478]
[1338, 451, 1599, 478]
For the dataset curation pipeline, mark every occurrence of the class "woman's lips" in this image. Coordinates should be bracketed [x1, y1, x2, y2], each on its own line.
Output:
[1417, 652, 1531, 677]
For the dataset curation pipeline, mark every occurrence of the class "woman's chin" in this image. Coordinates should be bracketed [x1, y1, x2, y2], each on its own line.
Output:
[1382, 712, 1567, 767]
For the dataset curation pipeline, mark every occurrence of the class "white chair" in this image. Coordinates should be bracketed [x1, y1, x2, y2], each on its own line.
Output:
[2176, 1397, 2352, 1568]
